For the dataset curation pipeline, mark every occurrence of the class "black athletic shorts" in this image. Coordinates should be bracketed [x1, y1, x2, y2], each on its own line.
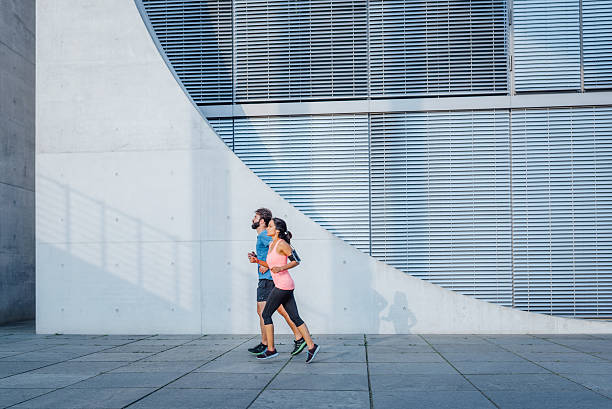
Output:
[257, 279, 275, 302]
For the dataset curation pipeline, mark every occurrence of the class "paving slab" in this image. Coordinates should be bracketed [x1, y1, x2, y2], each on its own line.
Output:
[0, 361, 56, 378]
[517, 352, 606, 363]
[422, 335, 491, 345]
[104, 344, 171, 353]
[537, 361, 612, 374]
[127, 387, 260, 409]
[0, 351, 86, 362]
[486, 390, 612, 409]
[30, 361, 127, 375]
[370, 374, 476, 392]
[563, 373, 612, 399]
[369, 362, 457, 375]
[168, 372, 274, 389]
[0, 373, 91, 388]
[367, 351, 444, 363]
[483, 335, 553, 345]
[433, 344, 506, 353]
[71, 352, 155, 362]
[501, 344, 577, 354]
[305, 349, 366, 363]
[195, 358, 287, 374]
[372, 390, 496, 409]
[0, 388, 53, 407]
[250, 389, 370, 409]
[440, 351, 524, 363]
[10, 387, 156, 409]
[67, 371, 185, 388]
[281, 361, 368, 375]
[466, 373, 590, 392]
[109, 360, 206, 373]
[268, 373, 369, 391]
[451, 360, 549, 375]
[143, 349, 219, 362]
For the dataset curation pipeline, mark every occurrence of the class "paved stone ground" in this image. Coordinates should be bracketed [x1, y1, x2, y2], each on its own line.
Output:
[1, 322, 612, 408]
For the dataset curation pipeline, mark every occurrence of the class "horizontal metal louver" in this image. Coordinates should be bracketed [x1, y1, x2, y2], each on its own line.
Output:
[208, 118, 234, 149]
[141, 0, 233, 104]
[228, 115, 370, 251]
[583, 0, 612, 90]
[511, 107, 612, 318]
[513, 0, 581, 92]
[369, 0, 508, 97]
[370, 110, 513, 305]
[234, 0, 368, 102]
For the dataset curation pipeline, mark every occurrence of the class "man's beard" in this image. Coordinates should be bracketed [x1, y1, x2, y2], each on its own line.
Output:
[251, 222, 259, 230]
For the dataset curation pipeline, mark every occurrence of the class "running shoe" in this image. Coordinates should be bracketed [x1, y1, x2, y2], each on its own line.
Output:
[291, 338, 307, 356]
[305, 344, 320, 363]
[248, 343, 267, 355]
[256, 349, 278, 360]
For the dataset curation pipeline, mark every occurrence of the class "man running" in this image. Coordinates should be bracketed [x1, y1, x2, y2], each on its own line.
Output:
[247, 208, 306, 356]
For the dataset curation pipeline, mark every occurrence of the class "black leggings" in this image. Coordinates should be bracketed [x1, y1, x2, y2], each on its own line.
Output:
[261, 287, 304, 327]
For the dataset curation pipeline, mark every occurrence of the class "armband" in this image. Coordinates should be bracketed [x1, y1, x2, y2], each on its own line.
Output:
[288, 247, 301, 263]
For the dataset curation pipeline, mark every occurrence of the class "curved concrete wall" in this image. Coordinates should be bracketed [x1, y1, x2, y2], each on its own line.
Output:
[36, 0, 612, 334]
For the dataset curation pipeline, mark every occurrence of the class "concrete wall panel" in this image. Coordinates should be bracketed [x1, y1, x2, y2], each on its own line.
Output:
[0, 0, 35, 324]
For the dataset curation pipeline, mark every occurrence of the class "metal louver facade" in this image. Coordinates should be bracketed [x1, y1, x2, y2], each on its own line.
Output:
[369, 0, 508, 97]
[583, 0, 612, 90]
[234, 0, 368, 101]
[141, 0, 233, 104]
[207, 118, 234, 149]
[230, 115, 370, 251]
[370, 111, 512, 305]
[140, 0, 612, 318]
[513, 0, 581, 92]
[511, 107, 612, 317]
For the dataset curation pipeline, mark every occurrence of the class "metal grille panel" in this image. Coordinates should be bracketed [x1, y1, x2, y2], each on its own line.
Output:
[234, 0, 368, 102]
[513, 0, 581, 92]
[511, 107, 612, 317]
[370, 110, 513, 305]
[214, 115, 370, 251]
[583, 0, 612, 90]
[142, 0, 233, 104]
[369, 0, 508, 97]
[208, 118, 234, 149]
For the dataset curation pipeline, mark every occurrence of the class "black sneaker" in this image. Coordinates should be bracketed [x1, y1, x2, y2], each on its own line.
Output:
[248, 343, 267, 355]
[291, 338, 307, 356]
[256, 349, 278, 360]
[305, 344, 320, 363]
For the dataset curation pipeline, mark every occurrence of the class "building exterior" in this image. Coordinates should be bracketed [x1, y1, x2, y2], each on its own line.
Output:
[0, 0, 35, 325]
[34, 0, 612, 334]
[140, 0, 612, 319]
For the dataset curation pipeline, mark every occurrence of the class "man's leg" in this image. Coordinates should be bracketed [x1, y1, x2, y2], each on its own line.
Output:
[277, 304, 301, 341]
[257, 301, 267, 345]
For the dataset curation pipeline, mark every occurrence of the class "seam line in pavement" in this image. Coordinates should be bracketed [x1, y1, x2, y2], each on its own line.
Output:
[245, 350, 295, 408]
[418, 335, 501, 409]
[123, 335, 256, 408]
[0, 334, 146, 377]
[364, 334, 374, 409]
[480, 335, 612, 401]
[4, 334, 160, 408]
[528, 334, 612, 363]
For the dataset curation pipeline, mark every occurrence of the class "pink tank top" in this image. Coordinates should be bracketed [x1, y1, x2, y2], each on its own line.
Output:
[267, 240, 295, 290]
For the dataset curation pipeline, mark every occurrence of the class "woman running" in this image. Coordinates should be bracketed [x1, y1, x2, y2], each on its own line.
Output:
[248, 217, 320, 363]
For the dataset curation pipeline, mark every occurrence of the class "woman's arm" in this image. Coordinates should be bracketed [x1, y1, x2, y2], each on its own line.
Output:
[271, 260, 299, 274]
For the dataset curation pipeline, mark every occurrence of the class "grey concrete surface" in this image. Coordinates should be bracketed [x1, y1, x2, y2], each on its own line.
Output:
[1, 322, 612, 408]
[0, 0, 35, 325]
